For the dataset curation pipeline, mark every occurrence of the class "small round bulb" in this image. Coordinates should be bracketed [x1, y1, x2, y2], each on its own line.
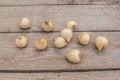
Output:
[95, 36, 108, 51]
[77, 32, 90, 45]
[15, 36, 28, 48]
[41, 20, 54, 32]
[60, 28, 73, 42]
[66, 21, 77, 31]
[19, 17, 31, 29]
[65, 49, 82, 64]
[34, 37, 47, 50]
[53, 37, 67, 48]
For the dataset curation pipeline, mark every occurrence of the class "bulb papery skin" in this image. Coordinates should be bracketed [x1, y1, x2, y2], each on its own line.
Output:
[34, 38, 47, 50]
[60, 28, 73, 42]
[77, 32, 90, 45]
[95, 36, 108, 51]
[20, 17, 31, 29]
[15, 36, 28, 48]
[53, 37, 67, 48]
[41, 20, 54, 32]
[65, 49, 82, 64]
[66, 21, 77, 31]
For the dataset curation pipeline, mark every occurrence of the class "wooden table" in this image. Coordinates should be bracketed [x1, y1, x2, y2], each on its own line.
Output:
[0, 0, 120, 79]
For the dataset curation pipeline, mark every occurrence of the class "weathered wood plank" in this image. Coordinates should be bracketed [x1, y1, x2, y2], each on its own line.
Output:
[0, 71, 120, 80]
[0, 5, 120, 32]
[0, 0, 120, 5]
[0, 32, 119, 70]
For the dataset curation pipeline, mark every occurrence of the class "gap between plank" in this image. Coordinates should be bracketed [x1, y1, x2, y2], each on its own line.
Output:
[0, 30, 119, 33]
[0, 68, 120, 73]
[0, 4, 119, 7]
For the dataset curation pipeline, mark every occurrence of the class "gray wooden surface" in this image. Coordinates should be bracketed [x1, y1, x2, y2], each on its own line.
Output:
[0, 32, 119, 70]
[0, 0, 120, 80]
[0, 0, 120, 5]
[0, 71, 120, 80]
[0, 5, 120, 32]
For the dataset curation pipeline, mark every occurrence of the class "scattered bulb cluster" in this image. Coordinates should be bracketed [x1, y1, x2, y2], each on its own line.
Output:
[53, 21, 76, 48]
[15, 17, 108, 64]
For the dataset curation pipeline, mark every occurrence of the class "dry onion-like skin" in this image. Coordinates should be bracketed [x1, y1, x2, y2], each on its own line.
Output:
[19, 17, 31, 29]
[95, 36, 108, 51]
[34, 38, 47, 50]
[77, 32, 90, 45]
[53, 37, 67, 48]
[65, 49, 82, 64]
[66, 21, 77, 31]
[15, 36, 28, 48]
[60, 28, 73, 42]
[41, 20, 54, 32]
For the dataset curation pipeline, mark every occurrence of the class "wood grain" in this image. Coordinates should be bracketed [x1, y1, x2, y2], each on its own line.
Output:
[0, 32, 119, 70]
[0, 5, 120, 32]
[0, 0, 120, 5]
[0, 71, 120, 80]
